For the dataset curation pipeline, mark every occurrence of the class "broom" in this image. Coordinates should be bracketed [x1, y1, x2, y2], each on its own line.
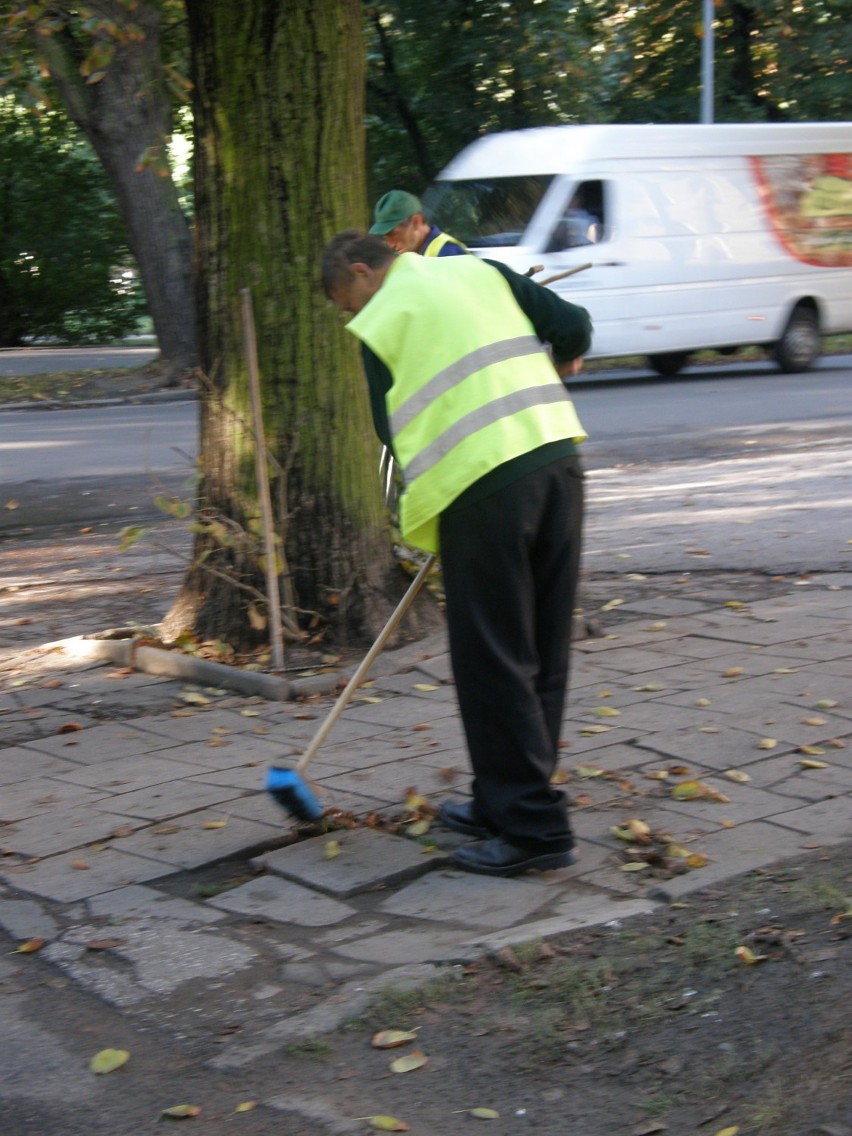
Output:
[266, 553, 437, 823]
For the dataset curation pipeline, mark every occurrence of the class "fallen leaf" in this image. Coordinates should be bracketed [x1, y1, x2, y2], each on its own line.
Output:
[467, 1108, 500, 1119]
[722, 667, 744, 678]
[723, 769, 751, 783]
[234, 1101, 257, 1113]
[371, 1030, 419, 1049]
[621, 862, 650, 871]
[323, 840, 341, 859]
[686, 853, 709, 869]
[550, 768, 569, 784]
[71, 859, 90, 870]
[57, 722, 83, 734]
[580, 725, 611, 736]
[89, 1048, 130, 1074]
[757, 738, 778, 750]
[14, 938, 46, 954]
[801, 716, 827, 726]
[575, 764, 605, 778]
[202, 819, 228, 829]
[735, 946, 768, 965]
[594, 706, 621, 717]
[362, 1118, 410, 1132]
[412, 683, 439, 692]
[714, 1127, 740, 1136]
[390, 1049, 428, 1073]
[599, 598, 624, 611]
[180, 692, 211, 705]
[644, 770, 669, 780]
[798, 745, 826, 757]
[814, 699, 837, 710]
[696, 697, 712, 707]
[671, 781, 730, 803]
[159, 1104, 202, 1118]
[406, 819, 431, 837]
[799, 758, 829, 770]
[634, 683, 666, 692]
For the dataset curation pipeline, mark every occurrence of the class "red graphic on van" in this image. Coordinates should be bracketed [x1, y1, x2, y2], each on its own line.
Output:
[749, 153, 852, 268]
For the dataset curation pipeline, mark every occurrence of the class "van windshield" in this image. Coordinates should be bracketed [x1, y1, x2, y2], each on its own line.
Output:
[423, 176, 554, 247]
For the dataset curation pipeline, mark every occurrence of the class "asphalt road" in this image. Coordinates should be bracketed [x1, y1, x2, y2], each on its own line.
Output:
[2, 355, 851, 575]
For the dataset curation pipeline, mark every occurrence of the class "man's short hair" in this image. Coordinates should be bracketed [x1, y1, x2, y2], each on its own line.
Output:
[321, 230, 396, 296]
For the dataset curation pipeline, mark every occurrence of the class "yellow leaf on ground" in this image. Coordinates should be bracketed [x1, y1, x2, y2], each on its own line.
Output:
[159, 1104, 202, 1118]
[323, 840, 341, 859]
[723, 769, 751, 782]
[594, 706, 621, 717]
[390, 1049, 428, 1073]
[14, 938, 46, 953]
[202, 819, 227, 829]
[814, 699, 837, 709]
[801, 716, 827, 726]
[696, 697, 712, 707]
[799, 758, 829, 770]
[722, 667, 744, 678]
[714, 1127, 740, 1136]
[580, 725, 611, 736]
[735, 946, 768, 965]
[412, 683, 439, 691]
[406, 819, 431, 837]
[550, 768, 569, 784]
[634, 683, 666, 692]
[364, 1118, 410, 1132]
[575, 764, 605, 778]
[757, 738, 778, 750]
[468, 1108, 500, 1119]
[371, 1029, 419, 1049]
[621, 862, 650, 871]
[599, 598, 624, 611]
[644, 770, 669, 780]
[89, 1048, 130, 1074]
[798, 745, 826, 757]
[234, 1101, 257, 1113]
[405, 793, 429, 810]
[686, 853, 709, 869]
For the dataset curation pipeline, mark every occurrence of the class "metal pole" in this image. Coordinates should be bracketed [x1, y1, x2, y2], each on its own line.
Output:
[700, 0, 715, 124]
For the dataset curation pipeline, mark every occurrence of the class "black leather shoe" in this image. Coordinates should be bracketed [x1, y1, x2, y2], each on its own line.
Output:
[453, 836, 575, 877]
[438, 799, 494, 839]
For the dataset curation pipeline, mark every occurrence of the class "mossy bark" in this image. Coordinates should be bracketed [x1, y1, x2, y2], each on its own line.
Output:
[169, 0, 409, 650]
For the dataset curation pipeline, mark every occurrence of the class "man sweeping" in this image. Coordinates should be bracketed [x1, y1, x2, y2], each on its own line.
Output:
[321, 231, 591, 877]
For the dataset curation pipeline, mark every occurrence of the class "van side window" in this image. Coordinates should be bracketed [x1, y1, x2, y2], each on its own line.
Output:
[546, 181, 605, 252]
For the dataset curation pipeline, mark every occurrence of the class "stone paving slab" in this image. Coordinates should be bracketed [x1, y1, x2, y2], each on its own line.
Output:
[113, 812, 284, 871]
[260, 828, 446, 898]
[21, 720, 177, 762]
[207, 875, 357, 926]
[0, 846, 171, 902]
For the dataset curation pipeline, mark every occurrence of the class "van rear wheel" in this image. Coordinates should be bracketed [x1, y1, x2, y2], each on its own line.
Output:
[773, 305, 820, 373]
[648, 351, 690, 377]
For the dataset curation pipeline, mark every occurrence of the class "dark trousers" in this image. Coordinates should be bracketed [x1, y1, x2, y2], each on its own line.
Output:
[438, 455, 584, 853]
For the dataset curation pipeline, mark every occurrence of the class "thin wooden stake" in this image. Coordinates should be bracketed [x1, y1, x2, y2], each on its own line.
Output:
[240, 287, 285, 669]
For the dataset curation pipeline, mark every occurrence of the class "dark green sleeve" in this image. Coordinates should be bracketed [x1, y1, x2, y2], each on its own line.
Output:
[360, 343, 394, 449]
[485, 259, 593, 367]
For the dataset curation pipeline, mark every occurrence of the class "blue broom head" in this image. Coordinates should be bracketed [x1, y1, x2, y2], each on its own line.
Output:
[265, 766, 325, 823]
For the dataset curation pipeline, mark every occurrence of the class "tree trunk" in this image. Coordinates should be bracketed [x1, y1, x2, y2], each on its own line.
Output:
[168, 0, 408, 651]
[35, 1, 197, 376]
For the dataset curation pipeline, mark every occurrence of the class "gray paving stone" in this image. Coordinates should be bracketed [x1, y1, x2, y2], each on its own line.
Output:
[339, 694, 459, 728]
[54, 753, 215, 793]
[128, 734, 283, 770]
[22, 721, 176, 762]
[93, 779, 245, 821]
[133, 707, 274, 742]
[3, 803, 142, 857]
[87, 884, 226, 923]
[0, 776, 103, 820]
[380, 868, 554, 929]
[207, 875, 355, 926]
[763, 795, 852, 839]
[115, 813, 284, 870]
[657, 780, 807, 826]
[630, 723, 789, 770]
[0, 847, 169, 902]
[0, 896, 60, 940]
[329, 925, 481, 965]
[463, 895, 659, 953]
[261, 828, 446, 897]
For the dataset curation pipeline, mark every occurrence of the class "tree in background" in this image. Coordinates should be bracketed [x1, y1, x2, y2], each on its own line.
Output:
[164, 0, 402, 648]
[0, 99, 145, 345]
[2, 1, 197, 377]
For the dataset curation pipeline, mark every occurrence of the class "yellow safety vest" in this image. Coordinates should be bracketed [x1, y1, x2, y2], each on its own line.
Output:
[422, 230, 467, 256]
[349, 254, 586, 553]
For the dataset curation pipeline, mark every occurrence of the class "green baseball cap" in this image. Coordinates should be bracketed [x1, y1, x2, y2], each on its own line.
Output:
[369, 190, 422, 235]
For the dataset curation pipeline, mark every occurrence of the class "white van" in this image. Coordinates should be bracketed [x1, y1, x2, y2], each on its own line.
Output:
[424, 123, 852, 375]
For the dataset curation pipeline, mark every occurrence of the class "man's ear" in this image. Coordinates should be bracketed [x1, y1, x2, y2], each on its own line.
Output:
[350, 261, 371, 280]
